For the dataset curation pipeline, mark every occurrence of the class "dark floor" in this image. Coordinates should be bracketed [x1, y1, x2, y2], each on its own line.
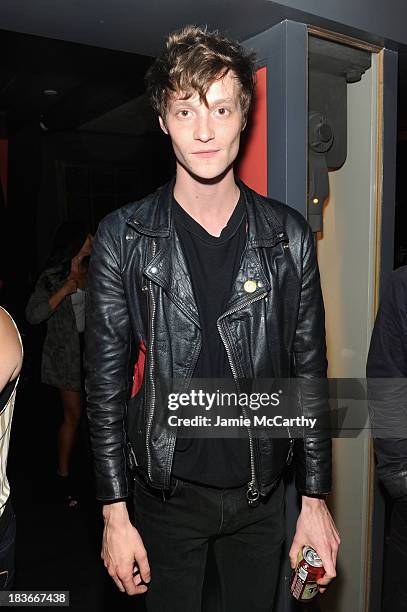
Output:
[7, 380, 152, 611]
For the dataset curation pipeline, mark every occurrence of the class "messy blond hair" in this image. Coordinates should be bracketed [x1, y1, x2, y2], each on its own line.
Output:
[145, 25, 256, 122]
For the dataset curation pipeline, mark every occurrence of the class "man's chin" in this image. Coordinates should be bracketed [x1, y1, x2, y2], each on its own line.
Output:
[183, 163, 234, 184]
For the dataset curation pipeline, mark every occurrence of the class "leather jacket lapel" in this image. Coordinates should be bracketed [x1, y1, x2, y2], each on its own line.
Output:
[222, 245, 270, 315]
[143, 230, 200, 328]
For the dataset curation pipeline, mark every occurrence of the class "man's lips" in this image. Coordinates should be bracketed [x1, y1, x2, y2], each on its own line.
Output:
[191, 150, 220, 157]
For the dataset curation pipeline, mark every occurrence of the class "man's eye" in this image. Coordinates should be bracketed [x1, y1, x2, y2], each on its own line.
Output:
[177, 110, 190, 118]
[217, 107, 230, 116]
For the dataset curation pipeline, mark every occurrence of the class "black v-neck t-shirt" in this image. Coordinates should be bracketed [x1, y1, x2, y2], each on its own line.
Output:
[171, 192, 251, 487]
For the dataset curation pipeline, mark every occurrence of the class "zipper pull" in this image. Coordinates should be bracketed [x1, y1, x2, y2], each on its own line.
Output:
[247, 482, 260, 507]
[126, 441, 138, 473]
[287, 439, 294, 466]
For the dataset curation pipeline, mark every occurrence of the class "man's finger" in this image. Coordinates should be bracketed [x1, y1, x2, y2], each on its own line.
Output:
[316, 550, 336, 585]
[288, 539, 302, 569]
[317, 566, 336, 587]
[121, 574, 140, 596]
[331, 542, 339, 570]
[137, 553, 151, 583]
[335, 527, 341, 541]
[318, 573, 335, 587]
[132, 567, 145, 587]
[111, 575, 125, 593]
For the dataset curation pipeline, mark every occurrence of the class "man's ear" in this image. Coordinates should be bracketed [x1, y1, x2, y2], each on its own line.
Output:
[241, 116, 247, 132]
[159, 116, 169, 135]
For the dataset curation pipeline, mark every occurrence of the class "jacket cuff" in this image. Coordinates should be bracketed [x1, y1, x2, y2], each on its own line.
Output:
[294, 438, 332, 496]
[381, 470, 407, 499]
[94, 472, 129, 502]
[294, 461, 332, 495]
[295, 476, 332, 497]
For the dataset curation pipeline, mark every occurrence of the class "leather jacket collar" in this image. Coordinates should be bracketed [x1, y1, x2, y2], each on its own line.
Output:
[125, 176, 289, 248]
[125, 176, 290, 330]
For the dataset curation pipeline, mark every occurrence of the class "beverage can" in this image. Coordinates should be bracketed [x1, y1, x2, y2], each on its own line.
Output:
[290, 545, 325, 601]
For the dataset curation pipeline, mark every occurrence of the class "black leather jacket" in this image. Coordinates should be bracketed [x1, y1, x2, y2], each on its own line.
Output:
[85, 177, 331, 502]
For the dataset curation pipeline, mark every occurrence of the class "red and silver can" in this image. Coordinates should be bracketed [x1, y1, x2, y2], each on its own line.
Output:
[290, 545, 325, 602]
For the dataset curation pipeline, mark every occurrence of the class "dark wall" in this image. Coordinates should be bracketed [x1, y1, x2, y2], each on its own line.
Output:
[394, 140, 407, 267]
[36, 129, 173, 269]
[4, 122, 173, 321]
[4, 122, 42, 317]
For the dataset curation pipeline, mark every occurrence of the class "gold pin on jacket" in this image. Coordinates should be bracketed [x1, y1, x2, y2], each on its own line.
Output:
[243, 279, 257, 293]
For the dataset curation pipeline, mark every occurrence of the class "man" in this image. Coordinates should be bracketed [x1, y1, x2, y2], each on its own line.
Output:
[86, 25, 339, 611]
[367, 266, 407, 611]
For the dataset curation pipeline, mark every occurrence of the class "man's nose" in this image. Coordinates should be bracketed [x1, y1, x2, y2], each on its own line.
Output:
[194, 114, 215, 142]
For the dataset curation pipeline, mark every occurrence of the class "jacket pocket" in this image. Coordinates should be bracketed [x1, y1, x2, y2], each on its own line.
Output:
[258, 436, 292, 487]
[126, 377, 147, 471]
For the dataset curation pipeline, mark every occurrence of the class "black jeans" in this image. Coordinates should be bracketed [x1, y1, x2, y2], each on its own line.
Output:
[382, 499, 407, 611]
[133, 471, 285, 612]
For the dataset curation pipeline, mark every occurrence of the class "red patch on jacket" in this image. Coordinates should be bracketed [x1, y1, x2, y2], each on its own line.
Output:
[131, 339, 146, 398]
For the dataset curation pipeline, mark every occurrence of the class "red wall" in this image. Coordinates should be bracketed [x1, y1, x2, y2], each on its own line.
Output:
[237, 66, 267, 196]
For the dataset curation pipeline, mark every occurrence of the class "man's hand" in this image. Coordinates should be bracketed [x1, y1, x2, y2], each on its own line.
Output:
[289, 496, 340, 594]
[102, 501, 151, 595]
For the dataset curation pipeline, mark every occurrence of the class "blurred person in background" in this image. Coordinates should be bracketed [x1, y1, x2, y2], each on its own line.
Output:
[0, 306, 23, 589]
[25, 221, 92, 508]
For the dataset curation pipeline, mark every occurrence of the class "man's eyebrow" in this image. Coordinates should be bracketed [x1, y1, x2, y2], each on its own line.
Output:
[171, 97, 235, 107]
[172, 99, 196, 107]
[209, 97, 235, 105]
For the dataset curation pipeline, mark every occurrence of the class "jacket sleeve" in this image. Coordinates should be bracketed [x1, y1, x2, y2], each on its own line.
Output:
[292, 222, 331, 496]
[85, 215, 131, 502]
[367, 268, 407, 500]
[25, 271, 55, 324]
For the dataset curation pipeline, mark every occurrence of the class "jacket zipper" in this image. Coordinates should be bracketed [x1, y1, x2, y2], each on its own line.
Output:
[287, 437, 294, 465]
[144, 239, 202, 491]
[145, 239, 157, 481]
[163, 338, 202, 493]
[217, 290, 268, 507]
[144, 236, 291, 492]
